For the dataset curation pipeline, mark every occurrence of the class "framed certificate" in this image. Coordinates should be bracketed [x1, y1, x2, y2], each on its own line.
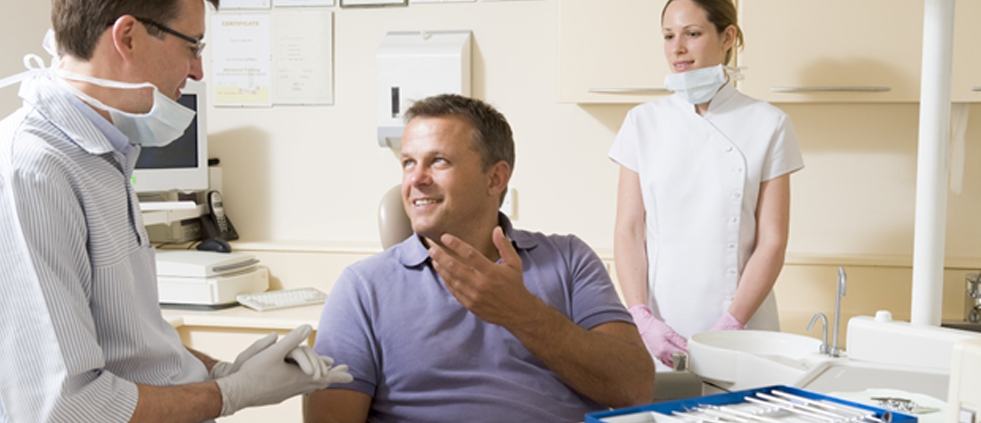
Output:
[339, 0, 405, 6]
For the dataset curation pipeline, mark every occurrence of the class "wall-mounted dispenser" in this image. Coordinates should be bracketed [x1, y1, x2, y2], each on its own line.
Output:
[376, 30, 472, 152]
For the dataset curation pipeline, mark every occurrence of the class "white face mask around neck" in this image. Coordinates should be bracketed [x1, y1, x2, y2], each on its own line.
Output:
[55, 70, 196, 148]
[0, 29, 196, 148]
[663, 64, 728, 105]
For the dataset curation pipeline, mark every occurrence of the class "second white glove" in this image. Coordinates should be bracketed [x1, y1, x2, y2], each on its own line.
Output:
[215, 325, 353, 416]
[210, 333, 278, 379]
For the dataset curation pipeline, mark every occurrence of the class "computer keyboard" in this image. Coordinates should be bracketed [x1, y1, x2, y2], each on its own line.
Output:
[236, 287, 327, 312]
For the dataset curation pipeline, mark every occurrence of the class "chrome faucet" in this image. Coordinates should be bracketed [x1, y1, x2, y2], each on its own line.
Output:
[830, 266, 847, 357]
[806, 312, 830, 355]
[807, 266, 846, 357]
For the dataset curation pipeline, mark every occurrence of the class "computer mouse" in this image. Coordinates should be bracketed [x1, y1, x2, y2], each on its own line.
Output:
[197, 238, 232, 253]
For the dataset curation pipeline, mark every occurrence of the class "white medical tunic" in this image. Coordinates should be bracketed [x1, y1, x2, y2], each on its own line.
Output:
[609, 83, 803, 340]
[0, 74, 207, 422]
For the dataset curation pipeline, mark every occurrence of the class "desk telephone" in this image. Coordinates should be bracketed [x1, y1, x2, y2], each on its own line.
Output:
[200, 190, 238, 243]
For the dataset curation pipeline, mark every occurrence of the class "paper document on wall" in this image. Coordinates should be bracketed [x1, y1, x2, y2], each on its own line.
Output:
[222, 0, 272, 9]
[211, 14, 272, 107]
[271, 9, 334, 105]
[273, 0, 334, 6]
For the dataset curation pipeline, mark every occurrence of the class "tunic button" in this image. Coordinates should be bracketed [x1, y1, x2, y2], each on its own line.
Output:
[725, 146, 734, 153]
[728, 243, 736, 249]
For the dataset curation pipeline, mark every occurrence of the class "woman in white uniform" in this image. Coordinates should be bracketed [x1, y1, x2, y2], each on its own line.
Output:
[610, 0, 804, 370]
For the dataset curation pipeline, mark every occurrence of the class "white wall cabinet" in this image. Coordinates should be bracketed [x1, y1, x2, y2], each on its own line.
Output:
[558, 0, 671, 103]
[558, 0, 974, 104]
[738, 0, 925, 103]
[952, 0, 981, 102]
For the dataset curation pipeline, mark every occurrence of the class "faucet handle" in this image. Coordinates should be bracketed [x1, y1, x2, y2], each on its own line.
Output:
[807, 312, 831, 355]
[671, 351, 689, 371]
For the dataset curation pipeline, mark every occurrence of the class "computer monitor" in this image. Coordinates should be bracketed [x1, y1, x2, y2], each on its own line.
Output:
[132, 80, 209, 194]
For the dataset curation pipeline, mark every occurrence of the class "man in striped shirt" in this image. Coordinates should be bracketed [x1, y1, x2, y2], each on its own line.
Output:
[0, 1, 350, 421]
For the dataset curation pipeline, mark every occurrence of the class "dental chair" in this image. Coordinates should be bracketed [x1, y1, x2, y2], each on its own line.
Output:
[378, 185, 413, 249]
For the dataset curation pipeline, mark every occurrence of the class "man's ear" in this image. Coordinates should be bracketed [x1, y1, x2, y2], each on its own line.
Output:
[109, 16, 140, 62]
[487, 161, 512, 198]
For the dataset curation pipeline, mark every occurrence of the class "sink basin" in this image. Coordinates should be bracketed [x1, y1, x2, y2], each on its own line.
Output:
[688, 328, 950, 398]
[687, 316, 976, 397]
[689, 330, 828, 390]
[797, 359, 949, 399]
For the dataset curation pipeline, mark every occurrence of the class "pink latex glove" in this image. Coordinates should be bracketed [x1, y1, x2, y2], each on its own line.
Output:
[710, 311, 746, 331]
[628, 304, 688, 368]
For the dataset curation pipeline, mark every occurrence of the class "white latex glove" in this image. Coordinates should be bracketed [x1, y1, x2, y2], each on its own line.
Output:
[209, 333, 278, 379]
[215, 325, 353, 416]
[286, 345, 351, 381]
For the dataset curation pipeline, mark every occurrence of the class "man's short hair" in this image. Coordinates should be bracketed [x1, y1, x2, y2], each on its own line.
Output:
[404, 94, 515, 173]
[52, 0, 220, 60]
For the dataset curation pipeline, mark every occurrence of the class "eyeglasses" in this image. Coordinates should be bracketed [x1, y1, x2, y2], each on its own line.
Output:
[134, 17, 206, 58]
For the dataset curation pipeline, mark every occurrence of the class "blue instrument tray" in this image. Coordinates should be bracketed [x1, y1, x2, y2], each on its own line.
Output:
[585, 385, 916, 423]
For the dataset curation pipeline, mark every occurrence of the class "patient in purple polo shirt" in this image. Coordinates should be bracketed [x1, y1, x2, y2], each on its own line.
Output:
[305, 94, 655, 423]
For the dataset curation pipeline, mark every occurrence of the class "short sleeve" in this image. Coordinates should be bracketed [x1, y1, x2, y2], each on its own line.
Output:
[564, 236, 633, 330]
[608, 107, 642, 172]
[314, 268, 380, 396]
[761, 113, 804, 181]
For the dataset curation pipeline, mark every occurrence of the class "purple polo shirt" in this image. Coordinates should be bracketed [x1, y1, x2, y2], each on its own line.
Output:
[314, 215, 633, 422]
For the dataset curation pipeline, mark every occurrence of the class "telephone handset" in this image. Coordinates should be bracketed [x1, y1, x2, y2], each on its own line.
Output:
[201, 190, 238, 241]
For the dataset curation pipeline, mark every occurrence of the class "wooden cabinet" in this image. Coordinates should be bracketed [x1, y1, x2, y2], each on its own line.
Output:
[952, 0, 981, 102]
[738, 0, 925, 102]
[558, 0, 671, 103]
[560, 0, 979, 104]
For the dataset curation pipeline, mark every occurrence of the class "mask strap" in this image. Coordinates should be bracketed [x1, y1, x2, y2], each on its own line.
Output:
[0, 54, 49, 90]
[42, 29, 58, 60]
[725, 65, 745, 82]
[0, 29, 62, 90]
[54, 77, 151, 119]
[56, 69, 155, 92]
[54, 70, 159, 118]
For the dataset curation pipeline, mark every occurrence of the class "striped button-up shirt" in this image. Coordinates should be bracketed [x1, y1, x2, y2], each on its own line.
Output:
[0, 73, 207, 422]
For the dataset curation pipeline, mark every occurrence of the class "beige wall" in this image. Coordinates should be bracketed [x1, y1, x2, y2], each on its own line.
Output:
[2, 1, 979, 336]
[0, 1, 50, 115]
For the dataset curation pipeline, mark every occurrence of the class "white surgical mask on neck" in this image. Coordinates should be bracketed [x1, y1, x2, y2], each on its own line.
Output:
[55, 70, 195, 148]
[664, 64, 728, 105]
[0, 29, 196, 148]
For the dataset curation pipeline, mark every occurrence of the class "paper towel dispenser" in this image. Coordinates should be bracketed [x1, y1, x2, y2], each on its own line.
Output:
[376, 30, 472, 152]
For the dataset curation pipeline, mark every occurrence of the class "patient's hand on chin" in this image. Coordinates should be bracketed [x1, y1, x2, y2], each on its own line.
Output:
[423, 232, 452, 250]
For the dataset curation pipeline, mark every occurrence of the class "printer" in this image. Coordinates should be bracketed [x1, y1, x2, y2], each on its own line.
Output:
[155, 250, 269, 308]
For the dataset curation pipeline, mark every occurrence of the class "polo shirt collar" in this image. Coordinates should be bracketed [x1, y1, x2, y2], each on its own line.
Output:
[396, 213, 538, 268]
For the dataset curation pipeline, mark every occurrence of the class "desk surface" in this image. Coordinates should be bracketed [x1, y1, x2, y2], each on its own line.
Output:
[161, 303, 323, 331]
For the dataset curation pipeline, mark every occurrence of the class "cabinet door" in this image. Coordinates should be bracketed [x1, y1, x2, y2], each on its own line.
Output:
[738, 0, 924, 102]
[952, 0, 981, 102]
[558, 0, 671, 104]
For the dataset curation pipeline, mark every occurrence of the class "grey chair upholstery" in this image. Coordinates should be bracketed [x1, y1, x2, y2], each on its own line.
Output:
[378, 185, 413, 249]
